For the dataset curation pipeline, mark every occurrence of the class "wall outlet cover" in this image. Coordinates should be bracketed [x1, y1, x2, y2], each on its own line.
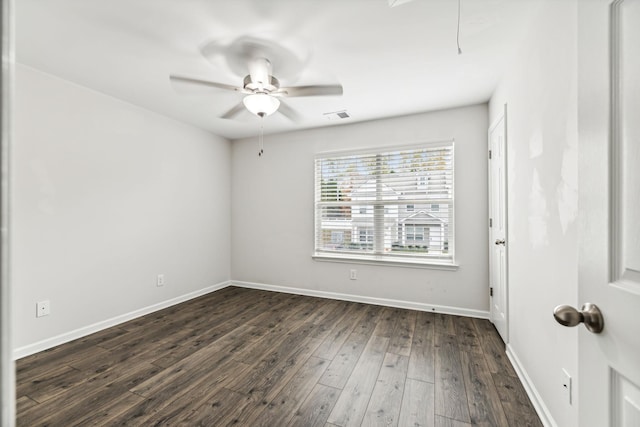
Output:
[36, 300, 50, 317]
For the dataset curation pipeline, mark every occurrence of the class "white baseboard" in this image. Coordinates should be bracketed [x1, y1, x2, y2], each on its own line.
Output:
[14, 280, 231, 360]
[230, 280, 490, 319]
[15, 279, 490, 360]
[506, 344, 557, 427]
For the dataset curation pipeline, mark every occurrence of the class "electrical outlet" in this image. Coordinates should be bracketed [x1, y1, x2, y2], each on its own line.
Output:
[350, 269, 357, 280]
[561, 368, 572, 405]
[157, 274, 165, 287]
[36, 300, 50, 317]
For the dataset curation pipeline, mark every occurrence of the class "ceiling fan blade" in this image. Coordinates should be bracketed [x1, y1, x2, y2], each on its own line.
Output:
[201, 36, 309, 83]
[169, 75, 246, 93]
[275, 84, 343, 97]
[277, 99, 301, 122]
[220, 102, 246, 119]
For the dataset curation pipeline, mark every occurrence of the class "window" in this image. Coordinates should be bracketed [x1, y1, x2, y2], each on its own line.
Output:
[359, 228, 373, 243]
[417, 176, 427, 189]
[314, 141, 455, 266]
[405, 225, 424, 242]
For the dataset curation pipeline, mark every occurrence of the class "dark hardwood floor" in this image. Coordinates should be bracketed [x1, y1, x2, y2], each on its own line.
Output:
[16, 286, 543, 426]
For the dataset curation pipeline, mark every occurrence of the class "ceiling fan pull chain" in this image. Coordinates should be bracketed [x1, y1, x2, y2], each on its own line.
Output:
[258, 115, 264, 157]
[457, 0, 463, 55]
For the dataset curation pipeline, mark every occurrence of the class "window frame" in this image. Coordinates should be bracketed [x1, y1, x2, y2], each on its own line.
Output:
[313, 140, 457, 269]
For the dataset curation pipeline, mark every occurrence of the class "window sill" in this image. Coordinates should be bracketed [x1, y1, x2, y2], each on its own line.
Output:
[312, 253, 459, 270]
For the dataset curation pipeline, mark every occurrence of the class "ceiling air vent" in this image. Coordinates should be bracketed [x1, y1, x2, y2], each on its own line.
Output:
[323, 110, 351, 120]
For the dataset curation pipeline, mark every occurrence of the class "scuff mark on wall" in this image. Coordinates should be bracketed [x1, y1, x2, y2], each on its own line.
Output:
[556, 146, 578, 234]
[529, 168, 549, 248]
[529, 129, 543, 159]
[31, 158, 56, 215]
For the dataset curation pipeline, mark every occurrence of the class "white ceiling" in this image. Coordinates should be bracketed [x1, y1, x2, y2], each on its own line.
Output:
[16, 0, 539, 140]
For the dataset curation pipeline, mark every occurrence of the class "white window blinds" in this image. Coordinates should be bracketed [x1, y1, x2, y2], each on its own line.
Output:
[314, 141, 454, 265]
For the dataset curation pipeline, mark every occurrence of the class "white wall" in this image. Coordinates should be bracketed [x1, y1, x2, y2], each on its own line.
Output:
[489, 1, 578, 426]
[231, 104, 489, 314]
[13, 65, 231, 352]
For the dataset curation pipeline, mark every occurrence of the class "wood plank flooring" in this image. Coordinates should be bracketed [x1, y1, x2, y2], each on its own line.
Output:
[16, 287, 543, 426]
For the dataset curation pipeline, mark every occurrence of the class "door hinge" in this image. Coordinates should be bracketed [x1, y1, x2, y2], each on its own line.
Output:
[490, 287, 493, 297]
[489, 218, 493, 228]
[489, 149, 492, 159]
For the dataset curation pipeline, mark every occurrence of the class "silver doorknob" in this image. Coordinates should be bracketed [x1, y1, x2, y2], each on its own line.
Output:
[495, 239, 506, 245]
[553, 303, 604, 334]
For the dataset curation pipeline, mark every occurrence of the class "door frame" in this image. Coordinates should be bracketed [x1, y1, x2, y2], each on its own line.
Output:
[488, 104, 509, 343]
[1, 0, 14, 424]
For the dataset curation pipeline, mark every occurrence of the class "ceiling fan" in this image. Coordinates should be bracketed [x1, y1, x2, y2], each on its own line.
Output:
[170, 57, 343, 121]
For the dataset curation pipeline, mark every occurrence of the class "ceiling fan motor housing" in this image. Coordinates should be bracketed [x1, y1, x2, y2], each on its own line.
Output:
[243, 75, 280, 93]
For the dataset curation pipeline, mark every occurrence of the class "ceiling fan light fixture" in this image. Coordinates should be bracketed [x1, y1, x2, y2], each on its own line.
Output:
[243, 93, 280, 117]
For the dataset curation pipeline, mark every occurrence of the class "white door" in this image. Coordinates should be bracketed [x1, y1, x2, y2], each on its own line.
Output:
[488, 106, 508, 342]
[575, 1, 640, 425]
